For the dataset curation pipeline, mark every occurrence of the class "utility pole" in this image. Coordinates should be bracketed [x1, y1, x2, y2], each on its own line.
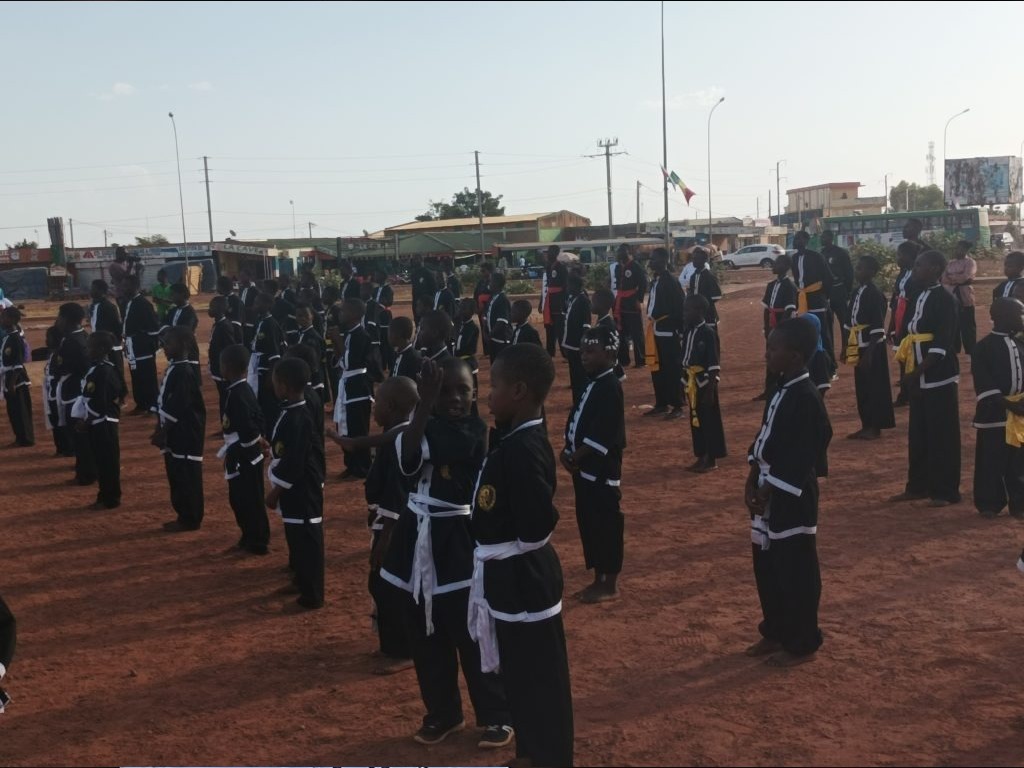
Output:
[103, 229, 108, 247]
[69, 218, 75, 248]
[775, 160, 784, 227]
[474, 150, 485, 257]
[636, 180, 641, 235]
[660, 0, 669, 249]
[884, 173, 889, 213]
[756, 197, 760, 220]
[707, 96, 725, 248]
[586, 138, 625, 239]
[203, 156, 214, 249]
[768, 189, 772, 222]
[308, 222, 315, 240]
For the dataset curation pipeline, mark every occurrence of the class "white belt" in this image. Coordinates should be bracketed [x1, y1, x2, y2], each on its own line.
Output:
[408, 492, 472, 635]
[246, 353, 261, 395]
[282, 516, 323, 525]
[55, 375, 72, 426]
[468, 534, 556, 673]
[579, 471, 621, 487]
[341, 367, 368, 379]
[369, 504, 401, 531]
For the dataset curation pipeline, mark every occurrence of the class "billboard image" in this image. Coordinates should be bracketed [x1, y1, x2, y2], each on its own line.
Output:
[944, 156, 1023, 206]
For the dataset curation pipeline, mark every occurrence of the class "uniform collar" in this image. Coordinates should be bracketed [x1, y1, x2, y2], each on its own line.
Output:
[282, 399, 307, 410]
[501, 417, 545, 441]
[228, 379, 249, 389]
[780, 370, 810, 388]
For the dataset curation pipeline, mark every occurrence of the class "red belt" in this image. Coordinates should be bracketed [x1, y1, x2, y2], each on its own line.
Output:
[476, 293, 492, 314]
[894, 297, 908, 339]
[767, 307, 786, 329]
[544, 286, 563, 325]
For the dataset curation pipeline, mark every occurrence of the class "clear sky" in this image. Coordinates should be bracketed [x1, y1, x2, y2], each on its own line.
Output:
[2, 0, 1022, 248]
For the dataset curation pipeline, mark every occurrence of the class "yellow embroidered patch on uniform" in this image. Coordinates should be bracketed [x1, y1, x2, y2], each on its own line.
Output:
[85, 381, 95, 393]
[3, 348, 10, 358]
[222, 415, 230, 430]
[440, 465, 451, 480]
[477, 484, 496, 512]
[257, 333, 265, 341]
[274, 441, 285, 457]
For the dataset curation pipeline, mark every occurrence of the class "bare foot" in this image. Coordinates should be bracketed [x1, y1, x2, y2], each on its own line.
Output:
[744, 638, 782, 657]
[765, 650, 816, 668]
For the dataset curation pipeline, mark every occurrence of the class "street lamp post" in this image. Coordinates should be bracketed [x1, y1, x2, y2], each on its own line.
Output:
[308, 222, 316, 240]
[943, 108, 970, 168]
[168, 112, 189, 268]
[707, 96, 724, 249]
[290, 200, 296, 238]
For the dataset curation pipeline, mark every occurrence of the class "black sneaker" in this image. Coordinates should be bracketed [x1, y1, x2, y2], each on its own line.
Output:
[478, 724, 514, 749]
[413, 719, 465, 745]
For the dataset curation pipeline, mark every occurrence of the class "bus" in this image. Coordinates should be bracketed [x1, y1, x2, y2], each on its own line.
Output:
[823, 209, 990, 249]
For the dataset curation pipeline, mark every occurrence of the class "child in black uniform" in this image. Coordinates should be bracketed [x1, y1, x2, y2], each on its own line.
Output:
[329, 298, 382, 480]
[682, 296, 726, 473]
[0, 308, 33, 447]
[380, 357, 512, 749]
[511, 300, 542, 346]
[44, 324, 71, 456]
[687, 247, 723, 334]
[473, 342, 574, 766]
[55, 303, 96, 486]
[295, 303, 326, 395]
[562, 271, 591, 405]
[417, 310, 454, 362]
[266, 357, 325, 609]
[993, 250, 1024, 300]
[389, 317, 422, 379]
[208, 295, 237, 420]
[756, 254, 796, 401]
[164, 283, 199, 334]
[249, 292, 285, 432]
[591, 288, 625, 382]
[454, 298, 480, 417]
[485, 272, 511, 362]
[121, 275, 161, 415]
[220, 344, 269, 554]
[331, 375, 419, 674]
[153, 327, 206, 532]
[562, 324, 625, 604]
[843, 256, 895, 440]
[973, 298, 1024, 519]
[745, 318, 832, 668]
[284, 343, 327, 477]
[78, 331, 121, 509]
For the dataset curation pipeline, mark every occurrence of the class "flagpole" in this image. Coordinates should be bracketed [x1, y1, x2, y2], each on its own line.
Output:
[661, 0, 670, 250]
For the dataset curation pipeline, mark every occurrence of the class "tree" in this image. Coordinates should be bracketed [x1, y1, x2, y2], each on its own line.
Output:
[416, 187, 505, 221]
[7, 238, 37, 249]
[1006, 204, 1019, 221]
[135, 234, 170, 246]
[889, 181, 945, 213]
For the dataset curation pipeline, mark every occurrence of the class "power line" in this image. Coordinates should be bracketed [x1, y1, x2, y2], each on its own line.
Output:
[0, 159, 177, 175]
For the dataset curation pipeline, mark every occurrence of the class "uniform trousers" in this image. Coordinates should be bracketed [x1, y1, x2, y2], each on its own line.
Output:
[164, 454, 204, 528]
[65, 403, 96, 484]
[368, 547, 411, 659]
[572, 476, 624, 574]
[564, 349, 586, 406]
[906, 383, 961, 503]
[690, 396, 727, 459]
[229, 463, 268, 551]
[853, 346, 895, 431]
[341, 400, 372, 477]
[88, 421, 121, 507]
[617, 312, 646, 368]
[129, 357, 159, 411]
[752, 534, 823, 657]
[6, 385, 34, 446]
[974, 428, 1024, 514]
[651, 335, 683, 409]
[284, 519, 324, 606]
[544, 315, 565, 358]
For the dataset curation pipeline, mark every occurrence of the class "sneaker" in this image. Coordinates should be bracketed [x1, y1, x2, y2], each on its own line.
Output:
[478, 724, 514, 749]
[413, 720, 465, 745]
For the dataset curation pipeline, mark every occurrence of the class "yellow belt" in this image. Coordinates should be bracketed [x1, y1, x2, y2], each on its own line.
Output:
[644, 316, 666, 373]
[845, 324, 868, 366]
[797, 281, 823, 314]
[1007, 393, 1024, 447]
[685, 365, 705, 427]
[895, 333, 935, 375]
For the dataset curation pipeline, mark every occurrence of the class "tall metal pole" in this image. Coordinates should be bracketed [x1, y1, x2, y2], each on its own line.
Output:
[475, 150, 485, 257]
[884, 173, 888, 213]
[943, 108, 970, 168]
[1019, 140, 1023, 244]
[103, 229, 108, 247]
[290, 199, 296, 238]
[768, 189, 772, 222]
[69, 218, 75, 248]
[636, 180, 641, 234]
[776, 160, 783, 227]
[168, 112, 189, 268]
[203, 155, 213, 249]
[660, 0, 669, 249]
[308, 222, 315, 240]
[707, 96, 724, 248]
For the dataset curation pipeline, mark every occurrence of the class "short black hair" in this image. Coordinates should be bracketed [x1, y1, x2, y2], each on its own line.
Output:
[567, 271, 584, 291]
[592, 287, 614, 307]
[419, 309, 453, 339]
[491, 271, 507, 289]
[284, 341, 319, 374]
[219, 343, 250, 372]
[322, 285, 340, 304]
[209, 294, 227, 311]
[217, 275, 233, 291]
[377, 375, 420, 414]
[1006, 250, 1024, 266]
[263, 279, 279, 295]
[685, 294, 710, 312]
[295, 301, 314, 314]
[480, 262, 494, 274]
[170, 282, 189, 297]
[691, 246, 709, 261]
[58, 302, 86, 323]
[125, 274, 141, 290]
[512, 299, 533, 315]
[390, 316, 414, 339]
[46, 324, 61, 348]
[905, 217, 924, 234]
[651, 246, 669, 262]
[774, 317, 819, 364]
[459, 297, 476, 312]
[273, 357, 310, 393]
[89, 330, 115, 355]
[342, 297, 365, 318]
[493, 342, 555, 403]
[918, 249, 947, 272]
[439, 355, 470, 382]
[793, 229, 810, 243]
[583, 323, 619, 352]
[91, 279, 109, 294]
[3, 306, 22, 324]
[858, 255, 880, 275]
[821, 229, 835, 241]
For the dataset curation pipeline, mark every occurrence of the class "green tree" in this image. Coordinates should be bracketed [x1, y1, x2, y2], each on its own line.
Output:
[7, 238, 37, 249]
[889, 181, 945, 212]
[135, 234, 170, 246]
[1006, 204, 1019, 221]
[416, 187, 505, 221]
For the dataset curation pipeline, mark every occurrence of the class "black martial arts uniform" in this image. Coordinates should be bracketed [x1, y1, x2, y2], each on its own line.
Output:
[165, 302, 198, 333]
[304, 383, 326, 477]
[889, 267, 918, 405]
[411, 266, 437, 325]
[541, 261, 568, 357]
[249, 312, 285, 432]
[333, 323, 381, 478]
[792, 247, 835, 368]
[562, 291, 591, 406]
[365, 421, 413, 661]
[749, 370, 832, 658]
[688, 265, 723, 330]
[682, 321, 726, 459]
[470, 418, 573, 767]
[971, 332, 1024, 516]
[55, 328, 96, 485]
[0, 329, 33, 447]
[486, 291, 512, 363]
[761, 275, 797, 396]
[222, 378, 268, 552]
[269, 398, 325, 607]
[157, 360, 206, 529]
[823, 242, 853, 359]
[594, 313, 626, 381]
[380, 415, 510, 732]
[645, 273, 685, 409]
[90, 296, 128, 401]
[846, 282, 895, 432]
[272, 292, 298, 345]
[900, 284, 961, 503]
[123, 291, 161, 412]
[340, 273, 363, 301]
[565, 368, 625, 575]
[511, 321, 542, 347]
[446, 273, 462, 300]
[433, 286, 457, 319]
[454, 317, 480, 417]
[0, 594, 14, 683]
[208, 316, 238, 419]
[373, 283, 395, 373]
[613, 257, 647, 367]
[81, 360, 121, 508]
[44, 337, 71, 456]
[993, 277, 1024, 302]
[474, 278, 493, 359]
[238, 283, 259, 347]
[221, 290, 244, 340]
[296, 324, 327, 394]
[391, 344, 423, 380]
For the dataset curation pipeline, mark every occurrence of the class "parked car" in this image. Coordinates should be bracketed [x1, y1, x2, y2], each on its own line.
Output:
[721, 244, 784, 269]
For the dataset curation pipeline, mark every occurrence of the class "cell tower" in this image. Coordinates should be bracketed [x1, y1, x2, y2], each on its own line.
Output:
[926, 141, 936, 185]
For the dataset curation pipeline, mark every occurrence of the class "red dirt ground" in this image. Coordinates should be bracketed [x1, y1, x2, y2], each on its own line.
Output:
[2, 278, 1023, 767]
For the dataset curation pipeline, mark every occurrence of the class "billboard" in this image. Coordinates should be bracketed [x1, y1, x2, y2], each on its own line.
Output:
[944, 156, 1023, 206]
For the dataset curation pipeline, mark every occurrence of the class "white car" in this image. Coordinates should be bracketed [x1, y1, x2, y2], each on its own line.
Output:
[721, 244, 784, 269]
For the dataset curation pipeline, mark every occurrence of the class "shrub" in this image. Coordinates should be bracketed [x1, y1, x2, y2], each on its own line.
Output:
[850, 241, 897, 294]
[585, 261, 611, 292]
[507, 280, 535, 295]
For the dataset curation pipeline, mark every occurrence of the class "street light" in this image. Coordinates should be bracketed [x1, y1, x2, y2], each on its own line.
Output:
[707, 95, 725, 248]
[943, 108, 970, 167]
[168, 112, 189, 268]
[290, 199, 296, 238]
[308, 221, 316, 240]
